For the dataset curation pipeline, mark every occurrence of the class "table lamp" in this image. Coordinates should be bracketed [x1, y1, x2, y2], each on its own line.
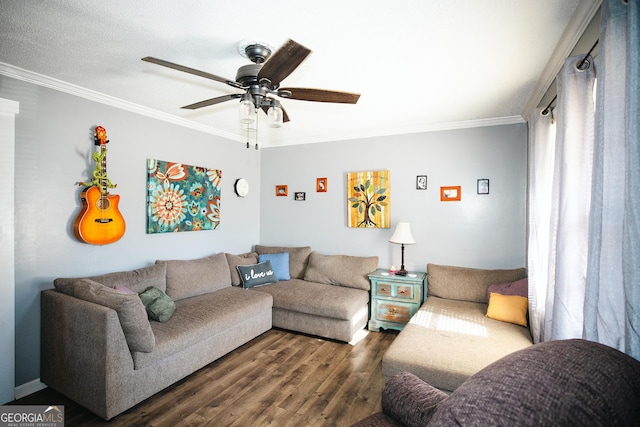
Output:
[389, 222, 416, 276]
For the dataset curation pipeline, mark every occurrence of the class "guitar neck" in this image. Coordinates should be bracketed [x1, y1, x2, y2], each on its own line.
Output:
[100, 144, 107, 195]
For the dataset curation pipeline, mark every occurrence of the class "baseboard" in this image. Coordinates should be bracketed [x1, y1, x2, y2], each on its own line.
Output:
[14, 378, 46, 400]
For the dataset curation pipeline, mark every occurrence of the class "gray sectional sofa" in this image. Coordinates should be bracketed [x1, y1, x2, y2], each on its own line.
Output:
[41, 246, 378, 420]
[382, 263, 533, 393]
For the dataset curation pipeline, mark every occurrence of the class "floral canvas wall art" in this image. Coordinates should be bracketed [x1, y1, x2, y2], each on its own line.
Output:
[146, 159, 221, 233]
[347, 170, 390, 228]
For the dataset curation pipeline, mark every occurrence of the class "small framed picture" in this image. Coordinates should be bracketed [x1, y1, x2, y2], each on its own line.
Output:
[275, 185, 288, 197]
[440, 186, 461, 201]
[477, 179, 490, 195]
[316, 177, 327, 192]
[416, 175, 428, 190]
[294, 192, 306, 201]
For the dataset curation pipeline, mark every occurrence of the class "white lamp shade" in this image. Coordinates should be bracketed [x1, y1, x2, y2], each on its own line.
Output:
[389, 222, 416, 245]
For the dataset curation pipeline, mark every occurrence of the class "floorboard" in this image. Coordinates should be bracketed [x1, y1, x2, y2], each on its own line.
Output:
[9, 328, 398, 426]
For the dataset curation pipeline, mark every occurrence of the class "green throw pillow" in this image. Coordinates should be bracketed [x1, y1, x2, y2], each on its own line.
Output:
[139, 286, 176, 322]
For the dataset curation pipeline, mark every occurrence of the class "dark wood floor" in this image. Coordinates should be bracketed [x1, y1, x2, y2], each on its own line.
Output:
[11, 328, 398, 426]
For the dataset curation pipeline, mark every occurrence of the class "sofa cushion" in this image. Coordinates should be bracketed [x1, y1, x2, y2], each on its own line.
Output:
[131, 287, 273, 370]
[427, 264, 526, 303]
[251, 278, 369, 320]
[54, 262, 167, 294]
[486, 293, 528, 327]
[139, 286, 176, 322]
[157, 252, 231, 301]
[258, 253, 291, 281]
[304, 251, 378, 290]
[382, 296, 533, 391]
[237, 261, 278, 288]
[58, 278, 155, 353]
[255, 245, 312, 279]
[225, 252, 258, 286]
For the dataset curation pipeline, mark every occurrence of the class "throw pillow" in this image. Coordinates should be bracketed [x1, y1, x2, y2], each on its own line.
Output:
[258, 253, 290, 281]
[237, 261, 277, 288]
[486, 292, 528, 327]
[255, 245, 312, 279]
[113, 285, 136, 294]
[487, 278, 528, 301]
[225, 252, 259, 286]
[139, 286, 176, 322]
[69, 278, 155, 352]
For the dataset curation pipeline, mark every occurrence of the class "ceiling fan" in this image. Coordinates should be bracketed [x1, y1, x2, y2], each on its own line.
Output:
[141, 39, 360, 126]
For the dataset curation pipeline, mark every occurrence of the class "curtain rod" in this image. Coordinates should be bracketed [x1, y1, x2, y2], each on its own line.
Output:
[541, 39, 600, 116]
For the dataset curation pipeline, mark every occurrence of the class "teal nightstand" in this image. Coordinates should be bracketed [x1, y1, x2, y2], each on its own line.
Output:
[368, 269, 426, 332]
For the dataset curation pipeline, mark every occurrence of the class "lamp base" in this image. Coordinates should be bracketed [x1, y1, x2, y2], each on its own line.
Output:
[395, 269, 408, 276]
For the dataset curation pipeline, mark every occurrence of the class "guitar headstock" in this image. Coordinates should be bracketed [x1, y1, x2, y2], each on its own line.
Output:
[94, 126, 109, 146]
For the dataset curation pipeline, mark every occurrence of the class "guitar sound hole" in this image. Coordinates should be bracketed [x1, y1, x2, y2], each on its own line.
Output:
[97, 198, 111, 210]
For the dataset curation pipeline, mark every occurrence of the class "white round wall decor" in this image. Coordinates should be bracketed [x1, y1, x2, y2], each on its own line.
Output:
[234, 178, 249, 197]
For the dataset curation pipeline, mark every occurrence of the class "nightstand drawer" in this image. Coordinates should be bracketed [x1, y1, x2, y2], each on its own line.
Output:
[368, 269, 426, 332]
[372, 281, 418, 302]
[372, 300, 414, 324]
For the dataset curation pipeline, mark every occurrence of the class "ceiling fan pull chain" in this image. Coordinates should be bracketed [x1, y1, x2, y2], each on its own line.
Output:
[255, 114, 259, 150]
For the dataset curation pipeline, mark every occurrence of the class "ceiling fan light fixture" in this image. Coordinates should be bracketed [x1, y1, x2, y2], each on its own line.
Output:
[239, 96, 256, 124]
[267, 103, 283, 128]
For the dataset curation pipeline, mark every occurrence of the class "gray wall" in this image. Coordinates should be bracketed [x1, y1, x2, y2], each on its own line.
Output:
[3, 74, 527, 390]
[259, 125, 527, 272]
[2, 76, 261, 386]
[0, 98, 18, 403]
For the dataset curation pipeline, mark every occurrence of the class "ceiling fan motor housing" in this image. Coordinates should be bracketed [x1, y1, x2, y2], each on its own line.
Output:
[236, 64, 262, 86]
[244, 44, 272, 64]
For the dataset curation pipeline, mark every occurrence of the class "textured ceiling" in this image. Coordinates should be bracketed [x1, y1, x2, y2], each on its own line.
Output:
[1, 0, 595, 147]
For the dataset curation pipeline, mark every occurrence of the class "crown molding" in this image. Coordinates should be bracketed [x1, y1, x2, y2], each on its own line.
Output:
[521, 0, 602, 120]
[2, 62, 525, 148]
[274, 115, 526, 147]
[0, 62, 244, 143]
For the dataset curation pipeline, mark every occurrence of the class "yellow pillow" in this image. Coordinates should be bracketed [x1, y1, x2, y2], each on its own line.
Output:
[486, 292, 528, 327]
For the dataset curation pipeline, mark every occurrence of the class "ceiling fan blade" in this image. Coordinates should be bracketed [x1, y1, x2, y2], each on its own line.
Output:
[257, 39, 311, 88]
[280, 88, 360, 104]
[142, 56, 242, 89]
[181, 94, 241, 110]
[261, 105, 291, 122]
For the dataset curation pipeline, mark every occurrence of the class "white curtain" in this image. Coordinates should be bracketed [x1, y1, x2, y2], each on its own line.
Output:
[529, 0, 640, 358]
[527, 56, 596, 343]
[526, 109, 555, 343]
[584, 0, 640, 359]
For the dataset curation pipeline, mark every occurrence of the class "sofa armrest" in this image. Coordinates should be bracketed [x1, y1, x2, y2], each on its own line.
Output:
[382, 372, 449, 427]
[41, 289, 134, 418]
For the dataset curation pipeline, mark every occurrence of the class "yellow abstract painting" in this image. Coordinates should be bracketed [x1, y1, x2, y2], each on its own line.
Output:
[347, 170, 390, 228]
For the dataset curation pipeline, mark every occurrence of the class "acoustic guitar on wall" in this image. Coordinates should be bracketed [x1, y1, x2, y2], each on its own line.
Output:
[73, 126, 126, 245]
